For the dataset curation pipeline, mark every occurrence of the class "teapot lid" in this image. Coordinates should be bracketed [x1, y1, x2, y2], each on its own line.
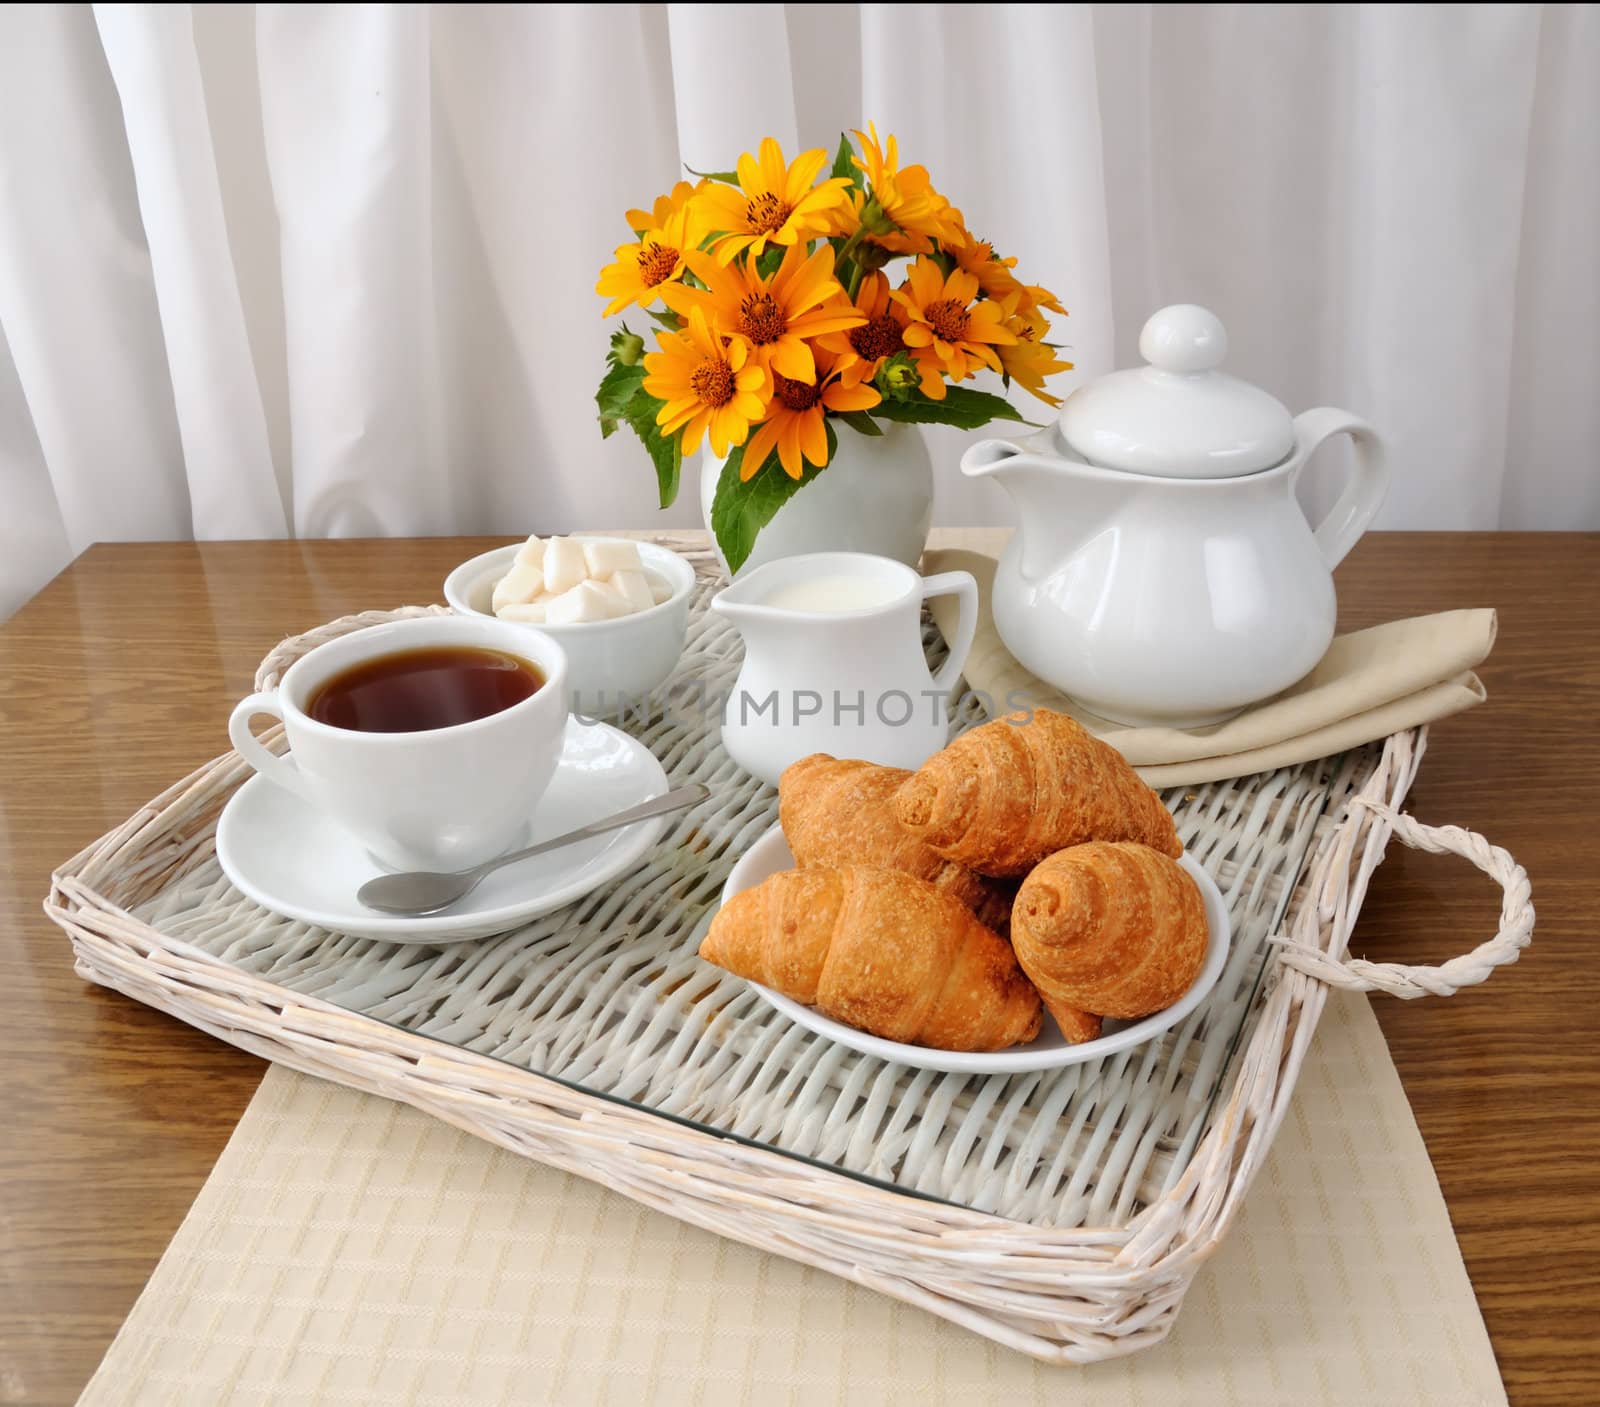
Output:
[1059, 305, 1294, 478]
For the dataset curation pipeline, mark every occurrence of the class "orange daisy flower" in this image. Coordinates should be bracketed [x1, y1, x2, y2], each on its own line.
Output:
[817, 272, 908, 388]
[851, 124, 963, 253]
[949, 229, 1025, 303]
[691, 137, 853, 264]
[742, 347, 882, 481]
[1018, 282, 1067, 316]
[596, 202, 708, 317]
[891, 257, 1017, 399]
[998, 301, 1073, 407]
[626, 179, 706, 235]
[662, 242, 863, 384]
[642, 306, 769, 459]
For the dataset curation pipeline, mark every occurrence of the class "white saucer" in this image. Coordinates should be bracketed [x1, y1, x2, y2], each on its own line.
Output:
[218, 718, 670, 943]
[718, 827, 1232, 1074]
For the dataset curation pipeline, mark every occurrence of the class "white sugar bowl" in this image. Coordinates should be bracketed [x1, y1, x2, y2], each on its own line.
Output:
[444, 538, 695, 716]
[962, 305, 1389, 728]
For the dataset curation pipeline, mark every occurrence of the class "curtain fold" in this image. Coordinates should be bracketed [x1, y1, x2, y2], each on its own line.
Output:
[0, 2, 1595, 618]
[0, 3, 197, 602]
[94, 2, 286, 538]
[257, 2, 446, 537]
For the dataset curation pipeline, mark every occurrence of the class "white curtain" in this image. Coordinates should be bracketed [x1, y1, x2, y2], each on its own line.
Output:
[1, 3, 1595, 617]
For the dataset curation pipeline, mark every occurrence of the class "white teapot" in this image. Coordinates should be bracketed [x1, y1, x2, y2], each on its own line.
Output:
[962, 304, 1388, 728]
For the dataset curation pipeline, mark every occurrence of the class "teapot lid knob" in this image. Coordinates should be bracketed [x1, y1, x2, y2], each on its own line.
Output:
[1140, 304, 1228, 373]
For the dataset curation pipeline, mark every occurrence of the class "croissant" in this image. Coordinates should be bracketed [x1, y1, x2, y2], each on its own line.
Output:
[779, 754, 1015, 934]
[892, 710, 1182, 876]
[1011, 842, 1207, 1020]
[700, 866, 1042, 1052]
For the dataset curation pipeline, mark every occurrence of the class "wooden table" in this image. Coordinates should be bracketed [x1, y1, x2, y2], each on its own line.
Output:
[1, 534, 1595, 1405]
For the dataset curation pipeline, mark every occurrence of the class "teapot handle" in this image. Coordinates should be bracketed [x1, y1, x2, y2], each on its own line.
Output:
[922, 571, 978, 694]
[1291, 408, 1389, 570]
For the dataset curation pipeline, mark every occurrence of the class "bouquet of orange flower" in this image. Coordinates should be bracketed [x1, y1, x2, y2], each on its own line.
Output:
[595, 126, 1071, 571]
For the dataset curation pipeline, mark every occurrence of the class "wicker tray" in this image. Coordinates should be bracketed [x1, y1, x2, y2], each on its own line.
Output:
[45, 564, 1532, 1363]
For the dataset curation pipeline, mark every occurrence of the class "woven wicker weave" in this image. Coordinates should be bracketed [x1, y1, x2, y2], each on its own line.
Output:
[44, 554, 1532, 1363]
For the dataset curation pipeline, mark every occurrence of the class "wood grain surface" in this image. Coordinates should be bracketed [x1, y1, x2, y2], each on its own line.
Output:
[1, 533, 1595, 1406]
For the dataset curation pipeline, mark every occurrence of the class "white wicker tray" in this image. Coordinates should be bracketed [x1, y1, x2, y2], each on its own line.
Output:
[45, 556, 1532, 1363]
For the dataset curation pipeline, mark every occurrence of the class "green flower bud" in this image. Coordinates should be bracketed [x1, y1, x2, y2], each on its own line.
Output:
[856, 241, 893, 273]
[876, 352, 920, 402]
[613, 330, 646, 366]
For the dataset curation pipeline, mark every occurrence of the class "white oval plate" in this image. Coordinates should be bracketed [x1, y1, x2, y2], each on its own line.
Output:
[218, 718, 669, 943]
[718, 826, 1232, 1074]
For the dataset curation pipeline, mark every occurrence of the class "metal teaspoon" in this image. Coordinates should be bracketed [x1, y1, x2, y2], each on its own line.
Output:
[355, 783, 709, 916]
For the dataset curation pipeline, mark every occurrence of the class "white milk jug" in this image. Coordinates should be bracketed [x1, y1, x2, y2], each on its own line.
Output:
[710, 552, 977, 786]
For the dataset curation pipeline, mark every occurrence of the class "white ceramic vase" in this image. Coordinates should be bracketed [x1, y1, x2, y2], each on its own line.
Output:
[699, 421, 934, 579]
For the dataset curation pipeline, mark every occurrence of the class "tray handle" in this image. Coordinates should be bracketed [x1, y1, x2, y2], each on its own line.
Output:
[1273, 798, 1533, 999]
[253, 606, 451, 691]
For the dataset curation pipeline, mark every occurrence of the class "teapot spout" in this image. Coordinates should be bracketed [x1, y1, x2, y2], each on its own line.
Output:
[961, 436, 1054, 480]
[961, 437, 1103, 584]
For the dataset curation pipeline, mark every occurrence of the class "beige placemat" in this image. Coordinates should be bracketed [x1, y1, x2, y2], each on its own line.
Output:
[921, 530, 1494, 787]
[79, 993, 1504, 1406]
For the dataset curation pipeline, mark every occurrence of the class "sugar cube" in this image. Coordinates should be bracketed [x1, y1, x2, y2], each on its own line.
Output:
[514, 535, 546, 568]
[491, 561, 543, 611]
[497, 600, 547, 623]
[545, 580, 620, 624]
[543, 536, 587, 594]
[647, 571, 673, 604]
[581, 539, 643, 580]
[587, 577, 628, 609]
[609, 569, 655, 614]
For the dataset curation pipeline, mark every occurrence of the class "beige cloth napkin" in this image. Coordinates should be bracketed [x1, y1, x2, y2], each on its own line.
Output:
[77, 995, 1503, 1407]
[924, 543, 1494, 786]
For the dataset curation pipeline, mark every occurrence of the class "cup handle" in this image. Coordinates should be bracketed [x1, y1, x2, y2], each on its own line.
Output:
[922, 570, 978, 694]
[228, 691, 318, 808]
[1291, 407, 1389, 571]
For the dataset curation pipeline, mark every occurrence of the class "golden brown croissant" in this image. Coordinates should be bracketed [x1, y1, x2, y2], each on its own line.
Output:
[1011, 842, 1207, 1019]
[778, 754, 1015, 934]
[1046, 1002, 1105, 1045]
[892, 710, 1182, 876]
[700, 866, 1042, 1052]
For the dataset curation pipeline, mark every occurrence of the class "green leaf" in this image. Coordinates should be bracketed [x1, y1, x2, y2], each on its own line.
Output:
[597, 321, 683, 503]
[685, 165, 738, 183]
[830, 132, 861, 189]
[836, 410, 884, 437]
[620, 391, 682, 509]
[644, 306, 682, 331]
[868, 385, 1037, 431]
[711, 429, 834, 574]
[596, 360, 646, 424]
[754, 244, 786, 279]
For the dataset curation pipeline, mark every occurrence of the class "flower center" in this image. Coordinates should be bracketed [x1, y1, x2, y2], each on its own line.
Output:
[636, 241, 679, 288]
[738, 292, 787, 346]
[849, 313, 904, 363]
[689, 357, 735, 408]
[745, 191, 791, 234]
[925, 299, 970, 344]
[773, 372, 821, 413]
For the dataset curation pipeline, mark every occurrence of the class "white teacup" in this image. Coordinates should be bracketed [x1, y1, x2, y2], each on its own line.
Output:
[228, 616, 570, 873]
